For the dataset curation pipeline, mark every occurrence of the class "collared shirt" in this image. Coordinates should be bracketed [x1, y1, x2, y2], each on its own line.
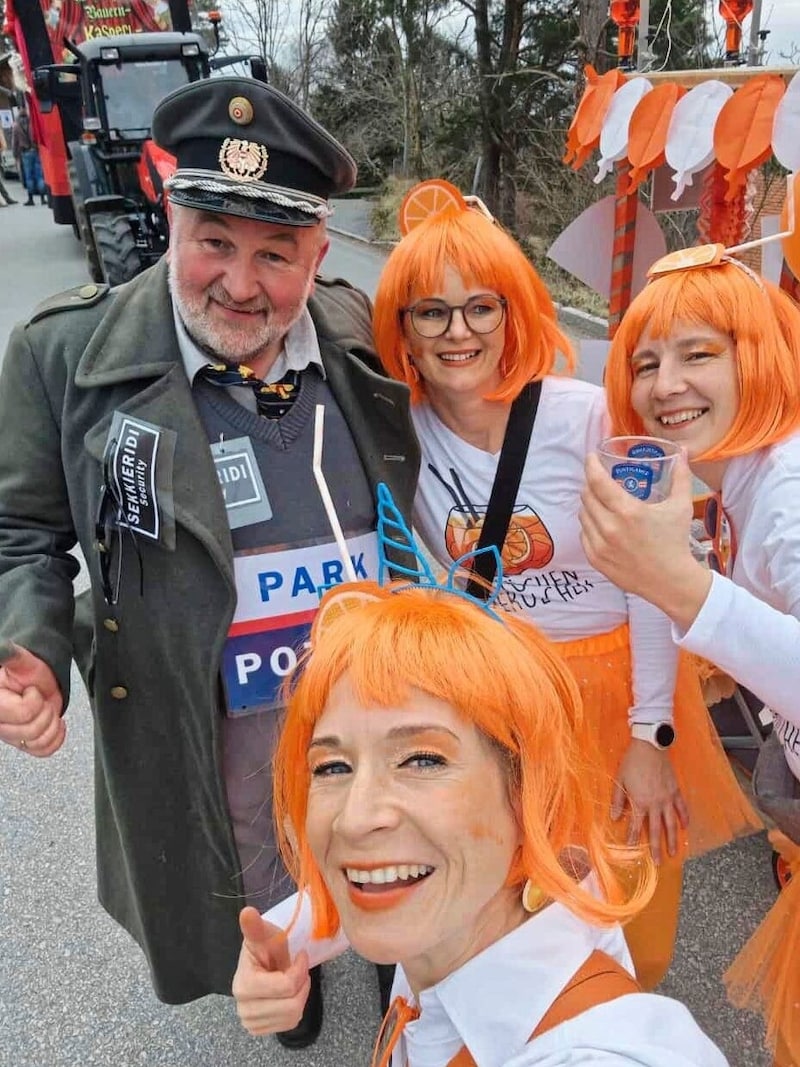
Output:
[393, 903, 728, 1067]
[173, 299, 326, 413]
[268, 891, 727, 1067]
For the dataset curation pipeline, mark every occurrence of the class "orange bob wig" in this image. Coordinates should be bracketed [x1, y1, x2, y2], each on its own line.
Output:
[605, 263, 800, 460]
[273, 583, 654, 941]
[373, 208, 575, 405]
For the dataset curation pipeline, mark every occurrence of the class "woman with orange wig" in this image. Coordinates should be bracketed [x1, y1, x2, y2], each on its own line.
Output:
[369, 191, 759, 988]
[580, 251, 800, 1065]
[233, 580, 727, 1065]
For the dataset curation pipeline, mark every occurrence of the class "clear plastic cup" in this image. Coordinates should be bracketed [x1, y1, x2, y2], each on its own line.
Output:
[597, 436, 682, 503]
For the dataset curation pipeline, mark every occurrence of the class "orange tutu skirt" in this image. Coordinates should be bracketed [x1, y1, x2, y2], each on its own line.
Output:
[556, 624, 762, 859]
[556, 625, 761, 989]
[725, 830, 800, 1066]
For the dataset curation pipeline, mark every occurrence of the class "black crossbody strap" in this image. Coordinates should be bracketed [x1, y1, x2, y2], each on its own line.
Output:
[465, 379, 542, 600]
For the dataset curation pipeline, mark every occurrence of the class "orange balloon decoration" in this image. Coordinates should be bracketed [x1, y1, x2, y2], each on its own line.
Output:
[780, 172, 800, 281]
[713, 74, 785, 200]
[563, 65, 627, 170]
[626, 82, 686, 192]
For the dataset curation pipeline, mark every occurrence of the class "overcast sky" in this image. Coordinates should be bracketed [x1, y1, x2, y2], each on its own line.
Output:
[757, 0, 800, 60]
[700, 0, 800, 62]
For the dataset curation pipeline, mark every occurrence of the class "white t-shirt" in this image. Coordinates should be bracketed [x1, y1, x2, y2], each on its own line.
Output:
[412, 377, 677, 722]
[268, 892, 728, 1067]
[675, 432, 800, 781]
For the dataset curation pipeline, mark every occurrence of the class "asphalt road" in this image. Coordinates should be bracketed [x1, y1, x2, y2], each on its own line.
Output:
[0, 195, 778, 1067]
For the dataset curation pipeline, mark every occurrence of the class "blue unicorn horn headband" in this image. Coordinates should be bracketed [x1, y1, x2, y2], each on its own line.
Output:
[311, 404, 505, 620]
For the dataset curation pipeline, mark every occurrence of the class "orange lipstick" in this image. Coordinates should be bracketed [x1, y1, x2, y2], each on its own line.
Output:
[346, 877, 429, 912]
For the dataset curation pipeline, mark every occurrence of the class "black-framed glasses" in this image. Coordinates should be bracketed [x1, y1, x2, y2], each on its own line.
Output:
[94, 437, 143, 606]
[400, 294, 507, 338]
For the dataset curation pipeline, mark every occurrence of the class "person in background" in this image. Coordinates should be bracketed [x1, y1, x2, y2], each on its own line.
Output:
[0, 124, 18, 206]
[370, 194, 760, 989]
[232, 577, 729, 1066]
[11, 101, 46, 206]
[579, 248, 800, 1066]
[0, 77, 418, 1046]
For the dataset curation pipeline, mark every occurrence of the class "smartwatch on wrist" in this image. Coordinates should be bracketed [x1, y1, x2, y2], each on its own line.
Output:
[630, 721, 676, 750]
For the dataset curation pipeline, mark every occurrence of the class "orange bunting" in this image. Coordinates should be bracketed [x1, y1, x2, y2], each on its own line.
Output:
[713, 73, 785, 200]
[563, 65, 627, 171]
[626, 82, 686, 193]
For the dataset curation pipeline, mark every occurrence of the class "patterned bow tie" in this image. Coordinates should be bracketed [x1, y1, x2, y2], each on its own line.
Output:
[198, 361, 300, 419]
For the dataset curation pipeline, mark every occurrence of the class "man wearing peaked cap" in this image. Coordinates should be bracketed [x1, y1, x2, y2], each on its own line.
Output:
[152, 76, 358, 226]
[0, 74, 418, 1045]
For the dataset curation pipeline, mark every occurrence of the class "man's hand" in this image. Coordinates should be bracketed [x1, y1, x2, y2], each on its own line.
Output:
[0, 643, 64, 756]
[612, 739, 689, 864]
[580, 454, 712, 630]
[233, 906, 312, 1037]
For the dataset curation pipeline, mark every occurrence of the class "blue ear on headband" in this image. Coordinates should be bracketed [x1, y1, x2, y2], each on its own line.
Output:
[376, 482, 505, 621]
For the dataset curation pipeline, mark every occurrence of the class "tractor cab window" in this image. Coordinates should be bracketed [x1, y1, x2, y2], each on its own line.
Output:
[98, 58, 195, 138]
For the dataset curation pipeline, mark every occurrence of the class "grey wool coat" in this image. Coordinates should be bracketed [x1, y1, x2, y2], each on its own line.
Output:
[0, 259, 420, 1003]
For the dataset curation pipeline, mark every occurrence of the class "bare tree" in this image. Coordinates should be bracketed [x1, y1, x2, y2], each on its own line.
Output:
[291, 0, 329, 110]
[221, 0, 291, 76]
[577, 0, 611, 71]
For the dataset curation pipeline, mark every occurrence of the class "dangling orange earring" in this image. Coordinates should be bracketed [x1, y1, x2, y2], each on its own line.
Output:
[522, 879, 548, 914]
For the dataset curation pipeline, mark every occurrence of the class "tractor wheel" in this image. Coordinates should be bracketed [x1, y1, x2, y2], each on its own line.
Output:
[67, 159, 103, 283]
[91, 212, 142, 287]
[772, 849, 793, 891]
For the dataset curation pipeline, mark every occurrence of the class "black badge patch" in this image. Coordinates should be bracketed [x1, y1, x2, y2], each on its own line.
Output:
[108, 416, 162, 540]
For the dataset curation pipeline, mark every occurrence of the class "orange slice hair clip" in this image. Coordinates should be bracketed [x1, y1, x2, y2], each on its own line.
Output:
[647, 243, 727, 278]
[397, 180, 495, 235]
[398, 179, 467, 235]
[311, 582, 389, 645]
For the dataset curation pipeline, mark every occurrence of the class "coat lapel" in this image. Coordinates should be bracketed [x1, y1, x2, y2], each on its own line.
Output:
[78, 262, 234, 589]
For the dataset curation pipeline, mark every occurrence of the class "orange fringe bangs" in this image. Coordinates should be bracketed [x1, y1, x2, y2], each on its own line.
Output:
[273, 584, 654, 942]
[605, 263, 800, 460]
[372, 208, 575, 405]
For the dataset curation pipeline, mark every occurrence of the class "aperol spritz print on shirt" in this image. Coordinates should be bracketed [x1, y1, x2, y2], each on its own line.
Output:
[427, 463, 595, 612]
[430, 462, 554, 574]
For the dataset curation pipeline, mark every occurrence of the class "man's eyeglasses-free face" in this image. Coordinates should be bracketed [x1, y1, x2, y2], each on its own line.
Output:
[401, 294, 507, 339]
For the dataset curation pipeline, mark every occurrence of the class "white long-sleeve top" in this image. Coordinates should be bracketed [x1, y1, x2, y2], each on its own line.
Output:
[267, 893, 727, 1067]
[411, 377, 678, 724]
[675, 432, 800, 780]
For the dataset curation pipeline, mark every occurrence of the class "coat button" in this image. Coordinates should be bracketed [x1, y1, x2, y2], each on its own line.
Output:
[79, 284, 98, 299]
[110, 686, 128, 700]
[103, 618, 119, 633]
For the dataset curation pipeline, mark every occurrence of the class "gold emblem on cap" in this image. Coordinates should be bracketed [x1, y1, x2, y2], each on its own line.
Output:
[228, 96, 254, 126]
[218, 138, 269, 182]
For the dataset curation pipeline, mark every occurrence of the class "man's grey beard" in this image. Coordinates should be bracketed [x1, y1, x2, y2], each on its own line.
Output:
[168, 262, 312, 364]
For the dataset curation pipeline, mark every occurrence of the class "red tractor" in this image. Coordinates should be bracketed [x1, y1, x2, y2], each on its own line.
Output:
[3, 1, 264, 285]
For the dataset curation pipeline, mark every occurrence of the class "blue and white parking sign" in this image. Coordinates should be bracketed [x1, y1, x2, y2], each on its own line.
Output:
[222, 530, 379, 715]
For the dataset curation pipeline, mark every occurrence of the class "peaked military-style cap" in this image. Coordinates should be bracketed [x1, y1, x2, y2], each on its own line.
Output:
[152, 76, 357, 226]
